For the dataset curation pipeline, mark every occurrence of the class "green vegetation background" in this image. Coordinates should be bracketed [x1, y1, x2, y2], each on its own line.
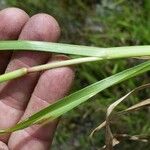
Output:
[4, 0, 150, 149]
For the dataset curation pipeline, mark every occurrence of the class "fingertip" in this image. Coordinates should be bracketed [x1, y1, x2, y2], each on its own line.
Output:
[0, 7, 29, 39]
[19, 13, 61, 42]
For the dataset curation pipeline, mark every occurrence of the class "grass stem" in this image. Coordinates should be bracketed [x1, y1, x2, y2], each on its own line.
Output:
[28, 57, 101, 73]
[0, 57, 101, 83]
[0, 68, 27, 83]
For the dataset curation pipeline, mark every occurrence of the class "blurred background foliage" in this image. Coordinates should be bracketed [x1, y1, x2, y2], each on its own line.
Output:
[2, 0, 150, 149]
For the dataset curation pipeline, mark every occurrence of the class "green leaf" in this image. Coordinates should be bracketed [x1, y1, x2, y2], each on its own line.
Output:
[0, 41, 150, 59]
[1, 60, 150, 134]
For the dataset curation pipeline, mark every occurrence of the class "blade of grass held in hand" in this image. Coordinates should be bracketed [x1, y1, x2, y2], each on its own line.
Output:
[0, 68, 27, 83]
[1, 61, 150, 134]
[0, 41, 150, 59]
[0, 57, 101, 83]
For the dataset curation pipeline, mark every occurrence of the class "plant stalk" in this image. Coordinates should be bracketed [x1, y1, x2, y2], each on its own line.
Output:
[0, 68, 27, 83]
[0, 57, 101, 83]
[28, 57, 101, 73]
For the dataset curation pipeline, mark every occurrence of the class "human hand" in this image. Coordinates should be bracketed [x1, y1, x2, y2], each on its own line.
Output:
[0, 7, 74, 150]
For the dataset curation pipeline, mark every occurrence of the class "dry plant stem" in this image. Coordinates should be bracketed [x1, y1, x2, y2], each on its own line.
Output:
[0, 57, 101, 83]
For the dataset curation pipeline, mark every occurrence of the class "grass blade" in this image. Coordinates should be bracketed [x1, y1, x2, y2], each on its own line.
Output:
[0, 40, 107, 57]
[0, 61, 150, 134]
[0, 41, 150, 59]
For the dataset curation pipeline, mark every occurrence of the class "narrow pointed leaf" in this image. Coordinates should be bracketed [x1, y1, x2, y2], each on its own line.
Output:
[1, 61, 150, 134]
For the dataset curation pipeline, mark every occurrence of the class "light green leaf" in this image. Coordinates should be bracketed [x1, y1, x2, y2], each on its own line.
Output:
[0, 41, 150, 59]
[0, 60, 150, 134]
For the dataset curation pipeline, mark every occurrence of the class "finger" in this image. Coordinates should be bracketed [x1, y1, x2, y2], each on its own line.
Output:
[0, 14, 60, 143]
[8, 55, 75, 150]
[0, 7, 29, 74]
[0, 141, 9, 150]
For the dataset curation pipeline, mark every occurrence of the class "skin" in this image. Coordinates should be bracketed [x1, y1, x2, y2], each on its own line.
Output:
[0, 7, 75, 150]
